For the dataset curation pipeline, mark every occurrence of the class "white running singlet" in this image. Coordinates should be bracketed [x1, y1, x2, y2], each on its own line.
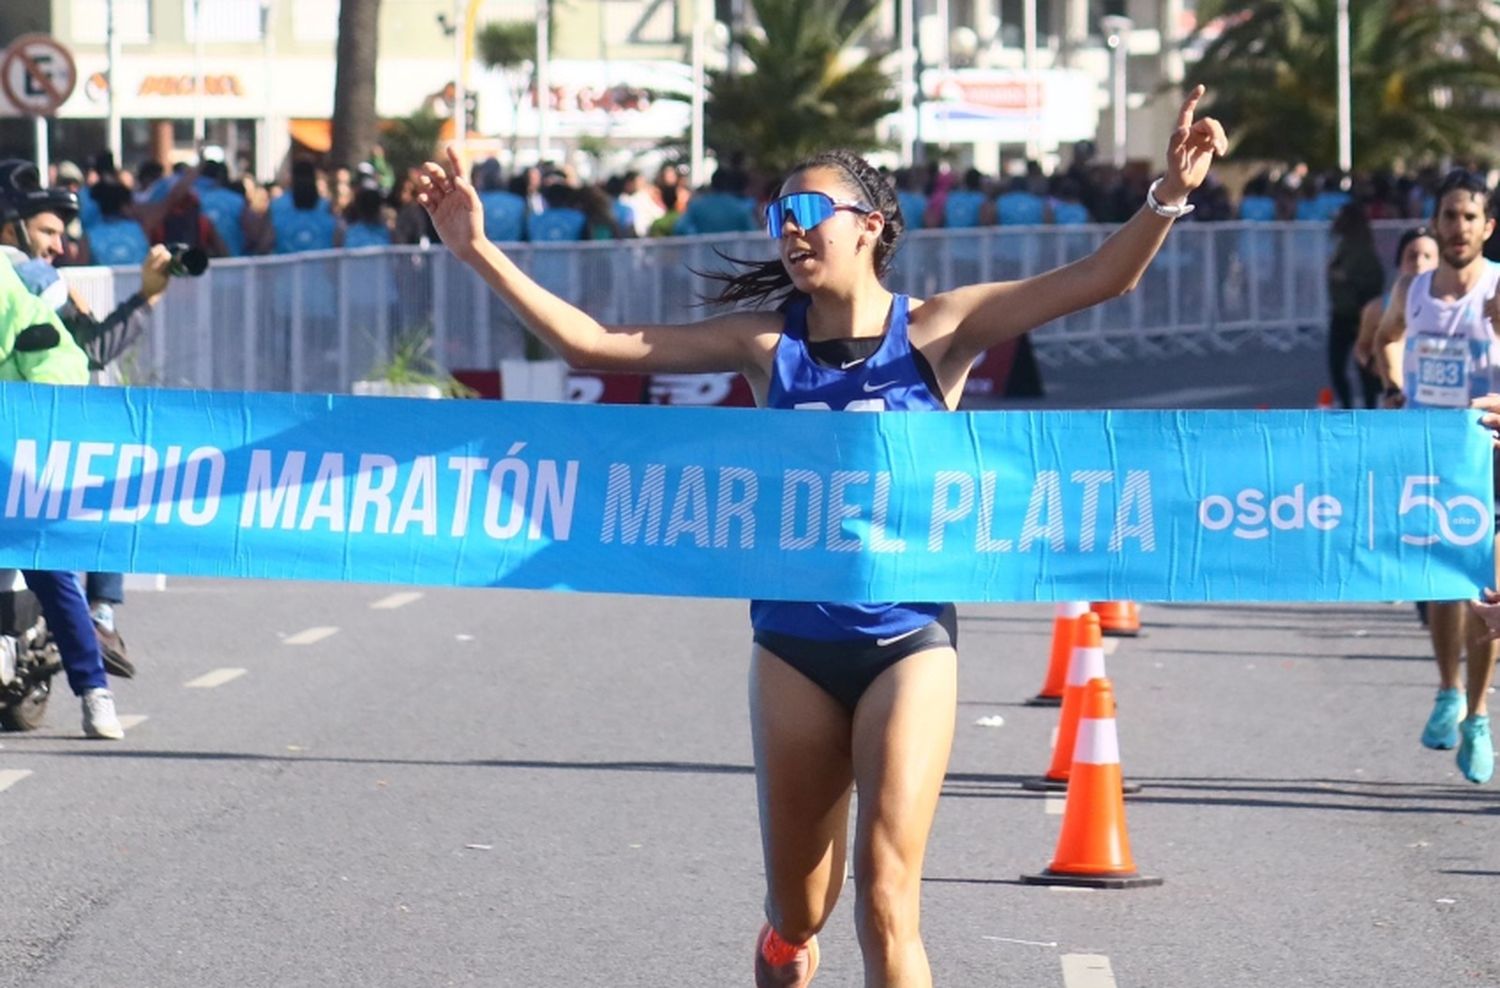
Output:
[1403, 261, 1500, 408]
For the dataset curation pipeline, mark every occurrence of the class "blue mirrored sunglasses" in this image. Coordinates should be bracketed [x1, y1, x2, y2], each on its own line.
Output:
[765, 191, 872, 238]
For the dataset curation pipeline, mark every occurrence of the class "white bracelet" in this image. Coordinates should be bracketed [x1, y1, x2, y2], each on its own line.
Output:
[1146, 177, 1195, 219]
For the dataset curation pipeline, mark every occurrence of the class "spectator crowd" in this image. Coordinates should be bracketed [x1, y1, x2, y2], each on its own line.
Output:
[38, 143, 1486, 270]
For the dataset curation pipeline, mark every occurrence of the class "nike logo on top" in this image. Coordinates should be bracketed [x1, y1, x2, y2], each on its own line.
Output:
[840, 358, 865, 369]
[863, 379, 897, 392]
[875, 627, 923, 647]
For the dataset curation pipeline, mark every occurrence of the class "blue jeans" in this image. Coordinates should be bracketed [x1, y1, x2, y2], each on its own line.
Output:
[85, 572, 124, 605]
[22, 570, 107, 696]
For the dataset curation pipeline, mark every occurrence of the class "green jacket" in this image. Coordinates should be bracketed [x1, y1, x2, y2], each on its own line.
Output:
[0, 258, 89, 385]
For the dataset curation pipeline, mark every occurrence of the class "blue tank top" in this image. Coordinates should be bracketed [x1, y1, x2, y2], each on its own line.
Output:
[271, 196, 338, 254]
[750, 294, 947, 641]
[86, 217, 149, 266]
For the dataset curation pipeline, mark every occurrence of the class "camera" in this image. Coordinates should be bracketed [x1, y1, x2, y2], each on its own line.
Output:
[165, 242, 209, 277]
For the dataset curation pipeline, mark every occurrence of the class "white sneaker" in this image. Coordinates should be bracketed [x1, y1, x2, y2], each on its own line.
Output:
[81, 688, 124, 740]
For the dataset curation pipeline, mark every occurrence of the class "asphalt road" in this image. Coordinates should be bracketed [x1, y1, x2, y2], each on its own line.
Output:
[1, 579, 1495, 988]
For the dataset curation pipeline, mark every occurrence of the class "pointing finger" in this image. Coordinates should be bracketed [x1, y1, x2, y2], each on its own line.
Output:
[1177, 84, 1206, 132]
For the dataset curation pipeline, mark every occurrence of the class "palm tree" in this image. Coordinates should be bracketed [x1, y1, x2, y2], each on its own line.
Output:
[1189, 0, 1500, 169]
[330, 0, 383, 170]
[706, 0, 897, 175]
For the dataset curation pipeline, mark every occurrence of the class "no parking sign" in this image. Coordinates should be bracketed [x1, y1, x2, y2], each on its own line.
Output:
[0, 34, 77, 118]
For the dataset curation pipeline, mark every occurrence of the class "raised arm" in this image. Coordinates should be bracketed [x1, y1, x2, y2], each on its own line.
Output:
[418, 149, 778, 376]
[924, 86, 1227, 367]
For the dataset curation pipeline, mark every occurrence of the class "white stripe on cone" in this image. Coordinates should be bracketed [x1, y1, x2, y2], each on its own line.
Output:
[1073, 717, 1121, 766]
[1066, 645, 1106, 687]
[1057, 601, 1089, 619]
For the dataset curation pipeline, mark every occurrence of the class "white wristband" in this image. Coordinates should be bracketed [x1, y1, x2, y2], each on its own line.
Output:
[1146, 177, 1195, 219]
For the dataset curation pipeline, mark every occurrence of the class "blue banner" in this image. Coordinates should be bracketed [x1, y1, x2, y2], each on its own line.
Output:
[0, 382, 1491, 602]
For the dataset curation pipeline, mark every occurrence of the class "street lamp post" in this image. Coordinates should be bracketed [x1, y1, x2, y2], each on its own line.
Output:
[899, 0, 915, 166]
[536, 0, 551, 163]
[1023, 0, 1039, 162]
[106, 0, 122, 167]
[193, 0, 206, 147]
[452, 0, 466, 163]
[690, 0, 707, 187]
[1336, 0, 1352, 173]
[1100, 15, 1132, 169]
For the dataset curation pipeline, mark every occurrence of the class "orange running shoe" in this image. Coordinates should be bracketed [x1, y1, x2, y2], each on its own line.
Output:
[754, 923, 819, 987]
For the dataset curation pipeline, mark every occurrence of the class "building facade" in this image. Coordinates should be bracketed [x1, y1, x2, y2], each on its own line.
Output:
[0, 0, 1186, 180]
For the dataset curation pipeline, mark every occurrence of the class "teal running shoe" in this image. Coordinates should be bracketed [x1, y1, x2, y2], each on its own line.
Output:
[1457, 715, 1493, 785]
[1421, 688, 1466, 750]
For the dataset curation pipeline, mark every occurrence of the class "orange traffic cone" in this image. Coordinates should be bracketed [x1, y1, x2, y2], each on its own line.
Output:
[1022, 677, 1163, 889]
[1025, 601, 1088, 707]
[1316, 387, 1335, 410]
[1023, 613, 1141, 794]
[1091, 600, 1140, 637]
[1024, 613, 1097, 790]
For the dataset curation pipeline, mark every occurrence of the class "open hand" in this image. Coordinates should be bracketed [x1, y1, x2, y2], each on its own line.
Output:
[1469, 588, 1500, 642]
[140, 244, 172, 300]
[1157, 85, 1228, 203]
[416, 147, 485, 259]
[1472, 393, 1500, 447]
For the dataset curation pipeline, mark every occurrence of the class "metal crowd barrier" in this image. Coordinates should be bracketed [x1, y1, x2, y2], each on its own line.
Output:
[77, 220, 1417, 394]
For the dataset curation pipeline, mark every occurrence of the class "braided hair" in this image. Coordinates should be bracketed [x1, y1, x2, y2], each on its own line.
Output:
[700, 149, 905, 310]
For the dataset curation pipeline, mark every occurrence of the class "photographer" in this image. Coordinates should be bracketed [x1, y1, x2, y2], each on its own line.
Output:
[0, 157, 204, 679]
[0, 252, 125, 738]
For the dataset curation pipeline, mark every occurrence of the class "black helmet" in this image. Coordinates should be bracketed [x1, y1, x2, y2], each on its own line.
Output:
[0, 159, 79, 224]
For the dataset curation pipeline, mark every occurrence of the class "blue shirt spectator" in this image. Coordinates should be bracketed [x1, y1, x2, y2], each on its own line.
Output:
[344, 221, 390, 249]
[270, 164, 338, 255]
[996, 180, 1047, 226]
[481, 189, 527, 243]
[674, 169, 756, 235]
[471, 158, 527, 243]
[83, 180, 149, 266]
[87, 218, 150, 266]
[943, 170, 988, 229]
[528, 183, 588, 242]
[199, 187, 245, 256]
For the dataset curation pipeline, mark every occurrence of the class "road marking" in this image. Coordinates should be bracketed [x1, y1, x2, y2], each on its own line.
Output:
[185, 668, 247, 688]
[1062, 954, 1117, 988]
[1049, 886, 1094, 894]
[117, 714, 148, 730]
[984, 935, 1058, 947]
[0, 769, 32, 792]
[1101, 639, 1118, 656]
[1045, 795, 1066, 815]
[284, 626, 339, 645]
[371, 592, 423, 610]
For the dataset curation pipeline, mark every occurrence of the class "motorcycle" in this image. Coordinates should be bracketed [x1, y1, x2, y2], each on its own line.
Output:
[0, 571, 60, 731]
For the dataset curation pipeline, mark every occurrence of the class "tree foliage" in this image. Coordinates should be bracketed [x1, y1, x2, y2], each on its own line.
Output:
[705, 0, 897, 175]
[1189, 0, 1500, 169]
